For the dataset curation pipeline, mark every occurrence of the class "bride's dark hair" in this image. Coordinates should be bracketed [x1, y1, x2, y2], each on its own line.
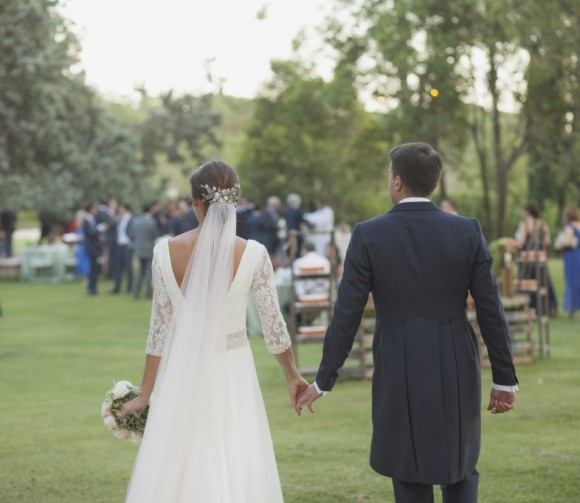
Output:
[190, 161, 241, 211]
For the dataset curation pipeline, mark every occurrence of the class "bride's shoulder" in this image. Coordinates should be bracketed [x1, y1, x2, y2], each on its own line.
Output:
[165, 230, 197, 252]
[244, 239, 267, 257]
[153, 235, 170, 256]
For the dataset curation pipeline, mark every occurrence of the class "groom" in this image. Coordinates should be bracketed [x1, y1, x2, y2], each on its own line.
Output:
[297, 143, 518, 503]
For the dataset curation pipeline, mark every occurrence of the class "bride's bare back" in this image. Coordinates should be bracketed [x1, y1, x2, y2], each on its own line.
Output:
[168, 229, 248, 288]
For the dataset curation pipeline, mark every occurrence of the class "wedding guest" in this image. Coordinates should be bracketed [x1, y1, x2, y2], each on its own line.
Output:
[304, 199, 335, 257]
[132, 203, 159, 299]
[246, 203, 264, 243]
[96, 199, 118, 279]
[515, 203, 558, 315]
[38, 208, 54, 245]
[283, 193, 309, 262]
[292, 242, 331, 301]
[74, 204, 90, 277]
[153, 202, 172, 237]
[262, 196, 281, 257]
[560, 206, 580, 318]
[0, 207, 16, 257]
[235, 197, 254, 239]
[112, 203, 134, 294]
[83, 203, 106, 296]
[171, 199, 199, 236]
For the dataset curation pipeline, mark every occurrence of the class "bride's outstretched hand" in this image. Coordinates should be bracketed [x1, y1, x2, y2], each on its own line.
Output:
[287, 375, 310, 415]
[119, 394, 149, 419]
[296, 384, 322, 416]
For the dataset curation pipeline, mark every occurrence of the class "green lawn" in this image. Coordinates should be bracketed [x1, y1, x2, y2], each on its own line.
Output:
[0, 261, 579, 503]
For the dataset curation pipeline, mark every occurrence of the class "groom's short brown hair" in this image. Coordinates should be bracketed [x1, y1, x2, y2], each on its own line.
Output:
[389, 142, 443, 197]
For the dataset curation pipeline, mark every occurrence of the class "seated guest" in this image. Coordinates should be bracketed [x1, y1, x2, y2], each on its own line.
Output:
[292, 242, 331, 302]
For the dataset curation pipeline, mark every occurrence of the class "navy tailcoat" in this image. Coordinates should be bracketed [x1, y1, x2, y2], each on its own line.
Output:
[315, 201, 518, 485]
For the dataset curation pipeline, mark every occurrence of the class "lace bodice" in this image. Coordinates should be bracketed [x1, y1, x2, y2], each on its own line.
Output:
[145, 238, 291, 356]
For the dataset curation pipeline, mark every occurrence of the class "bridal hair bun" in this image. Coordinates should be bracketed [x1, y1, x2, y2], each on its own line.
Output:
[201, 183, 241, 206]
[190, 160, 241, 207]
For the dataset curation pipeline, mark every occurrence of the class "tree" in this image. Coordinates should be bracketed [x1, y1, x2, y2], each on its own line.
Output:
[239, 57, 388, 222]
[324, 0, 535, 238]
[139, 90, 221, 173]
[517, 0, 580, 223]
[0, 0, 81, 207]
[0, 1, 226, 222]
[0, 0, 157, 218]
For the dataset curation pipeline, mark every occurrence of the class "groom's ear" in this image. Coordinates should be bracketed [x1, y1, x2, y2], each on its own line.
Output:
[393, 175, 403, 193]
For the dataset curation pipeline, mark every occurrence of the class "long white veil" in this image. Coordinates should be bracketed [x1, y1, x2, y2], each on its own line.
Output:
[126, 201, 237, 501]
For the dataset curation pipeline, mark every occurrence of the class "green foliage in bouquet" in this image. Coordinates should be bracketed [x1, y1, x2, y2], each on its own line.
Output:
[105, 389, 149, 434]
[102, 381, 149, 441]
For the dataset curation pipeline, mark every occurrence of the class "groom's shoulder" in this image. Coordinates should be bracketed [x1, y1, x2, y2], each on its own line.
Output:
[351, 214, 393, 240]
[356, 211, 480, 233]
[357, 211, 401, 229]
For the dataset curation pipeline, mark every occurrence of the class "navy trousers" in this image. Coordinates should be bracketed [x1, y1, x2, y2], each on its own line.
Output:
[392, 470, 479, 503]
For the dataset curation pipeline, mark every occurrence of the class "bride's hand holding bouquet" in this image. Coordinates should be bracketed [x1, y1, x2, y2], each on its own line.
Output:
[101, 380, 149, 442]
[119, 394, 149, 419]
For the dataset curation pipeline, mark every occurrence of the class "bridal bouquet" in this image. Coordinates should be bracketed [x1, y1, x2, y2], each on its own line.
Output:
[101, 380, 148, 443]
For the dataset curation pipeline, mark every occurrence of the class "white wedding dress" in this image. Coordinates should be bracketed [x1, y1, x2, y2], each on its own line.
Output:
[126, 238, 291, 503]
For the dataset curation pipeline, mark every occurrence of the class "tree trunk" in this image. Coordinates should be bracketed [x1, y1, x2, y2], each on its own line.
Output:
[429, 136, 447, 199]
[488, 45, 507, 239]
[470, 106, 494, 237]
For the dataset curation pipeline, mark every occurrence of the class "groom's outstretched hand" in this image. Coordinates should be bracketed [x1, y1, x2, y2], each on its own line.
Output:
[296, 384, 322, 416]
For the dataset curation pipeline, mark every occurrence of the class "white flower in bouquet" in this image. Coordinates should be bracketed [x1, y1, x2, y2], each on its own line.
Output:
[101, 380, 149, 443]
[101, 400, 112, 417]
[112, 380, 133, 399]
[103, 415, 117, 430]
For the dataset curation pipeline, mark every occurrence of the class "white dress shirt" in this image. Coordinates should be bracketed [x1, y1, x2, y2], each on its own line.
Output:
[304, 206, 335, 256]
[117, 213, 133, 246]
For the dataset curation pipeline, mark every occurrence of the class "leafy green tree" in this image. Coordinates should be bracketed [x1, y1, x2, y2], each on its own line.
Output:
[517, 0, 580, 224]
[0, 0, 80, 206]
[0, 0, 157, 219]
[139, 90, 221, 172]
[239, 57, 388, 222]
[324, 0, 537, 238]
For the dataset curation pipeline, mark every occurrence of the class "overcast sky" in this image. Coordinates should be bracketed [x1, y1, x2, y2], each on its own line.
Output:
[61, 0, 328, 100]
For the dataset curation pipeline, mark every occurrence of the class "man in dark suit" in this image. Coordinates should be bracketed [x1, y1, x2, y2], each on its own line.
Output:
[260, 196, 281, 255]
[282, 193, 310, 262]
[0, 207, 17, 257]
[83, 203, 105, 296]
[171, 199, 199, 236]
[297, 143, 518, 503]
[97, 199, 118, 279]
[112, 203, 134, 294]
[131, 203, 159, 299]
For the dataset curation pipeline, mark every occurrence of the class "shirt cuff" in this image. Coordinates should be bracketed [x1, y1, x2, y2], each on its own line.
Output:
[313, 381, 328, 396]
[492, 383, 519, 392]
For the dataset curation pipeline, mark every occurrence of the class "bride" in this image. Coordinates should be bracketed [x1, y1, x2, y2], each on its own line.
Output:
[120, 161, 308, 502]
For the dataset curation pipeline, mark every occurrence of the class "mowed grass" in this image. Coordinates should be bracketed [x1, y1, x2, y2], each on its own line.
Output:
[0, 259, 579, 503]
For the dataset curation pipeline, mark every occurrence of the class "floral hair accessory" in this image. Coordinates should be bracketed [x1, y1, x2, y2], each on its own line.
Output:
[201, 183, 241, 206]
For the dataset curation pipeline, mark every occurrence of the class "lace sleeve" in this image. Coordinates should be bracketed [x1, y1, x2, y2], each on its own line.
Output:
[145, 252, 174, 356]
[251, 247, 292, 354]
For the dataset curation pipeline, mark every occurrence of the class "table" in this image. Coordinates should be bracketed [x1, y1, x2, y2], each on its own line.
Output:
[19, 245, 76, 282]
